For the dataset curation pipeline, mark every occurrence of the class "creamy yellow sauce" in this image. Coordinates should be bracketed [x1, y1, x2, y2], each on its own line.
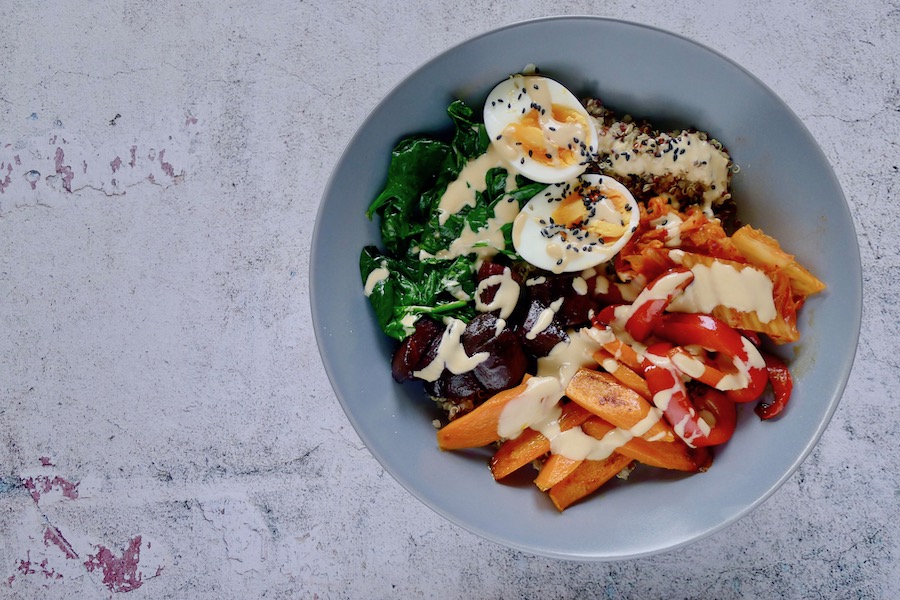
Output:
[414, 318, 489, 382]
[668, 249, 777, 322]
[594, 121, 730, 215]
[437, 145, 513, 225]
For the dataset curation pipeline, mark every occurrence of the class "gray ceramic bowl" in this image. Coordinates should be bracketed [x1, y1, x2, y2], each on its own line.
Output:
[311, 17, 861, 560]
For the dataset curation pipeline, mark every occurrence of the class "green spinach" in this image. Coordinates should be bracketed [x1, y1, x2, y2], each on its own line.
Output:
[361, 100, 543, 341]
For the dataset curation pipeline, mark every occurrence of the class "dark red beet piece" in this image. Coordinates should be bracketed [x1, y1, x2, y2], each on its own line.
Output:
[525, 273, 597, 327]
[439, 370, 485, 401]
[391, 318, 443, 382]
[476, 260, 522, 317]
[472, 329, 528, 393]
[520, 298, 568, 357]
[461, 313, 502, 354]
[460, 313, 528, 394]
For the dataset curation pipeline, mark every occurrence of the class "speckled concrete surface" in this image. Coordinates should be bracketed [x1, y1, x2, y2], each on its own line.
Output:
[0, 0, 897, 598]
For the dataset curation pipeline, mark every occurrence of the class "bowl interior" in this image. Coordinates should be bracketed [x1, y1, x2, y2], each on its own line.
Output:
[311, 17, 861, 559]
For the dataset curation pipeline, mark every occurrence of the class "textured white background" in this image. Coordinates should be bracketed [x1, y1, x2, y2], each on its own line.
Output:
[1, 0, 898, 598]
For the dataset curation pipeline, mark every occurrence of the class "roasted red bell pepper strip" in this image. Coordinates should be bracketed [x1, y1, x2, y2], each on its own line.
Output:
[644, 343, 733, 447]
[739, 329, 762, 347]
[622, 268, 694, 342]
[755, 353, 793, 420]
[653, 313, 768, 403]
[691, 387, 737, 446]
[590, 269, 693, 343]
[591, 304, 620, 328]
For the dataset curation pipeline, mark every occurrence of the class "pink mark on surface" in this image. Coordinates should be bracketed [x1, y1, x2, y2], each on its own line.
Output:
[159, 149, 175, 178]
[110, 156, 122, 173]
[38, 559, 62, 580]
[129, 145, 137, 168]
[83, 536, 145, 593]
[43, 526, 78, 561]
[82, 160, 87, 174]
[39, 456, 54, 467]
[16, 552, 35, 576]
[14, 549, 65, 583]
[54, 147, 75, 192]
[0, 165, 10, 194]
[14, 154, 21, 165]
[22, 475, 80, 504]
[185, 114, 198, 126]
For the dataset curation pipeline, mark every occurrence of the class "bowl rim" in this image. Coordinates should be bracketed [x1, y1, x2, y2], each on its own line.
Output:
[310, 15, 863, 560]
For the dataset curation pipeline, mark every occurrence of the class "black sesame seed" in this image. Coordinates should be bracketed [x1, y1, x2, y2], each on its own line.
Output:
[520, 158, 525, 164]
[496, 134, 502, 140]
[545, 153, 552, 159]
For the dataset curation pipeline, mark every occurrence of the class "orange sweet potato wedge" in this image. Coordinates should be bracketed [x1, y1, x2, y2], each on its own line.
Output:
[534, 453, 582, 491]
[490, 402, 592, 480]
[437, 376, 530, 450]
[593, 348, 652, 401]
[565, 369, 675, 443]
[601, 337, 646, 372]
[548, 452, 634, 511]
[581, 417, 700, 472]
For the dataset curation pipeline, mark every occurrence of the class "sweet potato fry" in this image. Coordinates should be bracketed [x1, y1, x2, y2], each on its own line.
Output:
[489, 402, 592, 479]
[581, 417, 700, 472]
[548, 453, 633, 511]
[600, 337, 646, 373]
[593, 348, 652, 400]
[534, 453, 582, 491]
[565, 369, 674, 443]
[437, 376, 530, 450]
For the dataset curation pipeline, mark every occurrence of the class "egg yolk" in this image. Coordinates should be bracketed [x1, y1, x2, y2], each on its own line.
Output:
[503, 105, 589, 167]
[550, 185, 630, 242]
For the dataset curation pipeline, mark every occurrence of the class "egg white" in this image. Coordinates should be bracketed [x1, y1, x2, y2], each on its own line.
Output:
[512, 174, 640, 273]
[483, 75, 598, 184]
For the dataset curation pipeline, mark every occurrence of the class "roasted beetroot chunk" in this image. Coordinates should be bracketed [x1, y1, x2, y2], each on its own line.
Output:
[391, 317, 443, 382]
[472, 329, 527, 393]
[520, 298, 568, 357]
[525, 273, 598, 327]
[438, 370, 485, 401]
[475, 260, 523, 318]
[462, 313, 528, 394]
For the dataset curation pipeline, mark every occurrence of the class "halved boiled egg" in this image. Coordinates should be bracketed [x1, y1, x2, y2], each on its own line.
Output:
[512, 174, 640, 273]
[484, 75, 599, 184]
